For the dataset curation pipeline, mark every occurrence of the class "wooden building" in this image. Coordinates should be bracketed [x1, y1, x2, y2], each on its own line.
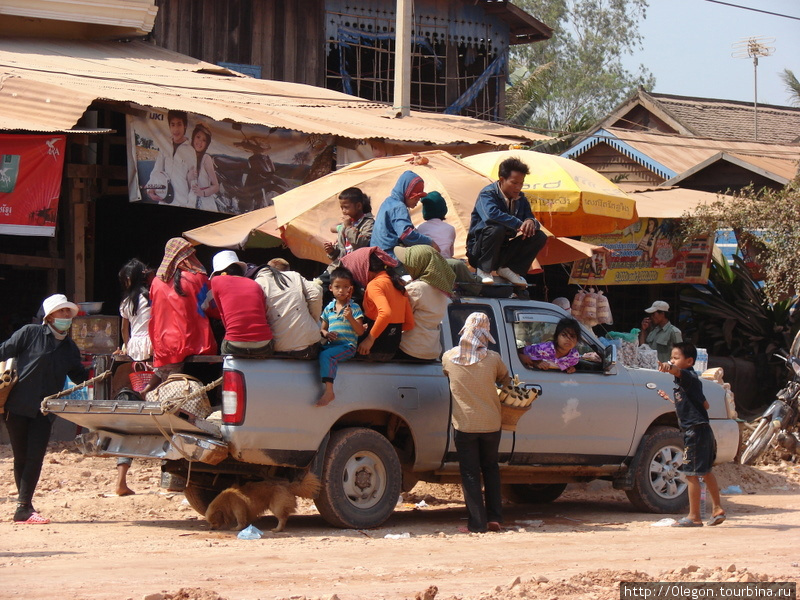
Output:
[151, 0, 551, 121]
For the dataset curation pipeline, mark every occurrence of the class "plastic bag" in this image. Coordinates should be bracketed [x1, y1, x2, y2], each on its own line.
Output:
[595, 290, 613, 325]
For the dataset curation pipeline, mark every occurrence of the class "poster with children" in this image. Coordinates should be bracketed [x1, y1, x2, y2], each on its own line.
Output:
[569, 218, 712, 285]
[127, 109, 333, 215]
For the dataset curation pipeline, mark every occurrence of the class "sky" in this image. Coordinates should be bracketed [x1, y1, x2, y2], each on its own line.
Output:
[621, 0, 800, 106]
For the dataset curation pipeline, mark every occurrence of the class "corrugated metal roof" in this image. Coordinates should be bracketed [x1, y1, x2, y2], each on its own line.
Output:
[618, 185, 735, 218]
[590, 128, 800, 180]
[0, 38, 548, 145]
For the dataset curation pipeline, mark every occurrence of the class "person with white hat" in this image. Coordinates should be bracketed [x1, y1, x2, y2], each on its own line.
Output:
[639, 300, 682, 363]
[209, 250, 274, 358]
[0, 294, 89, 524]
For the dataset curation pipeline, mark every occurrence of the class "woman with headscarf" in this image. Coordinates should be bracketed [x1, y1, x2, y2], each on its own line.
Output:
[340, 247, 414, 362]
[369, 171, 439, 259]
[144, 238, 217, 394]
[442, 312, 511, 533]
[0, 294, 89, 523]
[394, 245, 455, 361]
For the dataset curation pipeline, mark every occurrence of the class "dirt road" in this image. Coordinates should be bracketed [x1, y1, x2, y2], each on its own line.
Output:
[1, 444, 799, 600]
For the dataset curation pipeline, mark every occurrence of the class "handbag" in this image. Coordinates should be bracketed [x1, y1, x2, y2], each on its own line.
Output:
[0, 358, 18, 413]
[128, 361, 155, 393]
[145, 373, 211, 419]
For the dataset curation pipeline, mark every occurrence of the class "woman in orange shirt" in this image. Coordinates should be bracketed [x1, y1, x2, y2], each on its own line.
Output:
[341, 247, 414, 361]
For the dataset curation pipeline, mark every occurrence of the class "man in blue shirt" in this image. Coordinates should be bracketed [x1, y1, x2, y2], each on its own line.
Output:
[466, 157, 547, 286]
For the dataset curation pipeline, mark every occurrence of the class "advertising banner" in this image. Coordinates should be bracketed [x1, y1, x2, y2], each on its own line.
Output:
[0, 134, 66, 237]
[127, 109, 333, 215]
[569, 218, 712, 285]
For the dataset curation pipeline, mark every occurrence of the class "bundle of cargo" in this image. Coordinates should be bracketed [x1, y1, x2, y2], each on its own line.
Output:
[497, 374, 538, 431]
[0, 358, 18, 412]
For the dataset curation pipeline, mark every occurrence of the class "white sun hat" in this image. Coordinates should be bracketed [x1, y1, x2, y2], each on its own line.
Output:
[42, 294, 79, 320]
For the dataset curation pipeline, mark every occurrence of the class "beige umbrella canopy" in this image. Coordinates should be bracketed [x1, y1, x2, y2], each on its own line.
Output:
[273, 150, 604, 270]
[463, 149, 637, 237]
[183, 205, 282, 249]
[183, 150, 606, 271]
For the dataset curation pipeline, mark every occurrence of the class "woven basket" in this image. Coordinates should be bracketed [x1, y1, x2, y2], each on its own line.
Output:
[128, 362, 155, 393]
[500, 403, 532, 432]
[146, 374, 211, 419]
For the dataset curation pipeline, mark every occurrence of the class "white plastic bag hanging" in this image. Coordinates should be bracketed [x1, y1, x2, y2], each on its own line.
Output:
[595, 290, 613, 325]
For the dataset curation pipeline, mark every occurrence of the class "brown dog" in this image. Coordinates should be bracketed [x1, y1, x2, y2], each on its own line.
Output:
[205, 472, 320, 532]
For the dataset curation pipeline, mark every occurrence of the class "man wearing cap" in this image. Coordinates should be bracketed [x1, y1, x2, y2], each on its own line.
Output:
[639, 300, 682, 363]
[209, 251, 274, 358]
[0, 294, 89, 524]
[466, 157, 547, 287]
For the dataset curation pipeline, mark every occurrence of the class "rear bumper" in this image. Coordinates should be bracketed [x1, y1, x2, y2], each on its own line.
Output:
[710, 419, 740, 464]
[76, 430, 229, 465]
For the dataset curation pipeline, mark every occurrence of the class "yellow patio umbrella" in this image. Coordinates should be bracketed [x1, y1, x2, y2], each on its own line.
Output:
[271, 150, 605, 270]
[463, 149, 637, 237]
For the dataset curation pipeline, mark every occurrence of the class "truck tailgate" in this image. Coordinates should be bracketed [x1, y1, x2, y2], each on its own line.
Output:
[43, 398, 221, 438]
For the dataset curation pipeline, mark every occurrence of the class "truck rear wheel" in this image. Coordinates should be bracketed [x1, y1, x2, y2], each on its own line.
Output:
[315, 427, 402, 529]
[502, 483, 567, 504]
[625, 426, 689, 513]
[183, 482, 224, 516]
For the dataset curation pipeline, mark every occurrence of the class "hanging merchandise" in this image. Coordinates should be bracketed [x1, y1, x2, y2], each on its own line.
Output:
[580, 287, 599, 328]
[572, 289, 586, 319]
[595, 290, 613, 325]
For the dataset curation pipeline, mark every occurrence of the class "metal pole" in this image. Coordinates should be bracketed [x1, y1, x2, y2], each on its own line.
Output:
[753, 55, 759, 140]
[393, 0, 412, 117]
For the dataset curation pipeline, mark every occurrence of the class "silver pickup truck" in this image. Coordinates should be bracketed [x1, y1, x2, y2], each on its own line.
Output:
[44, 297, 739, 529]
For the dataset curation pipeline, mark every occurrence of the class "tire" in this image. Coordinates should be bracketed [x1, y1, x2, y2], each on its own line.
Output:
[183, 482, 225, 516]
[502, 483, 567, 504]
[740, 418, 776, 466]
[625, 426, 689, 514]
[315, 427, 402, 529]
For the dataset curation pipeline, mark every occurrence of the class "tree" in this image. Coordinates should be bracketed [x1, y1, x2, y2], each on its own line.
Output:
[681, 176, 800, 302]
[781, 69, 800, 107]
[507, 0, 655, 133]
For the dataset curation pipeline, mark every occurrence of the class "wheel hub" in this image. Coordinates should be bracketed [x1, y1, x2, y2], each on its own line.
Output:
[354, 466, 373, 495]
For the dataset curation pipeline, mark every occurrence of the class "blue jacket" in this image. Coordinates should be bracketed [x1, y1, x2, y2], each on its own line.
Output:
[370, 171, 433, 258]
[467, 181, 539, 253]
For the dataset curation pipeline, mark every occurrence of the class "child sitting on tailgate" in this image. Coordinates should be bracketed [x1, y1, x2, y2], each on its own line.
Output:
[317, 267, 366, 407]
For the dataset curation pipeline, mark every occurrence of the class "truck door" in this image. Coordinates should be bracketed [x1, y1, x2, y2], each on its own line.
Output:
[443, 303, 515, 463]
[504, 311, 638, 465]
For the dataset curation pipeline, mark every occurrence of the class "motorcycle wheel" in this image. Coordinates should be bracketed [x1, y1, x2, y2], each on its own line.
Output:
[740, 417, 777, 465]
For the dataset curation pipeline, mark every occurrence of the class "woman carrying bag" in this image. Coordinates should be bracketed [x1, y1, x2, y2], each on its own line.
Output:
[0, 294, 89, 523]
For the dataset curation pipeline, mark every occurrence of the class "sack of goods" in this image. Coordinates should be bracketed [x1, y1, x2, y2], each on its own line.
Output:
[497, 374, 538, 432]
[0, 358, 18, 412]
[146, 373, 211, 420]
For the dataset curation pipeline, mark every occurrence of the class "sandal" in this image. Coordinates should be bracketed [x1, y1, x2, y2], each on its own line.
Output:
[487, 521, 504, 532]
[15, 511, 50, 525]
[707, 513, 726, 526]
[671, 517, 703, 527]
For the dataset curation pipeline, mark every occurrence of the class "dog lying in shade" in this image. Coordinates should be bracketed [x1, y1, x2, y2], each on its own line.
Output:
[205, 472, 321, 532]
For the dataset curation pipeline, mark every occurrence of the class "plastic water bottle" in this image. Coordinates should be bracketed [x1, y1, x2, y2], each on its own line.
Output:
[694, 348, 708, 373]
[699, 477, 707, 521]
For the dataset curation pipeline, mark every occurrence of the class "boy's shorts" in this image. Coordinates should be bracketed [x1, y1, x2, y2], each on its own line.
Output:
[681, 423, 716, 476]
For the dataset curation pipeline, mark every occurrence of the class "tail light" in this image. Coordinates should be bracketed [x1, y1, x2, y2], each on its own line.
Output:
[222, 370, 246, 425]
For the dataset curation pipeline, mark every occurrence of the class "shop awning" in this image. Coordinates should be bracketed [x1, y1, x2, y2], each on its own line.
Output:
[0, 38, 548, 146]
[619, 185, 735, 218]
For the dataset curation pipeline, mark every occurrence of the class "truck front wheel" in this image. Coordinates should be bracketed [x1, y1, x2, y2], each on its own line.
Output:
[315, 427, 402, 529]
[625, 426, 689, 513]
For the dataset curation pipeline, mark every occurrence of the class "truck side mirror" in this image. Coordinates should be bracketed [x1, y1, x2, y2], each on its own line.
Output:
[603, 343, 617, 375]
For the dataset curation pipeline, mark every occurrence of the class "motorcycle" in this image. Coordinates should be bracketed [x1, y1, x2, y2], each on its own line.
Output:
[212, 125, 290, 214]
[740, 335, 800, 465]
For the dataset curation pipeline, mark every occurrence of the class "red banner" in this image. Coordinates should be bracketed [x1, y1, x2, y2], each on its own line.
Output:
[0, 134, 66, 237]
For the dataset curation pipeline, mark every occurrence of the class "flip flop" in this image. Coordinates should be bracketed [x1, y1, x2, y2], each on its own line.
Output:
[707, 513, 726, 526]
[671, 517, 703, 527]
[15, 512, 50, 525]
[487, 521, 504, 532]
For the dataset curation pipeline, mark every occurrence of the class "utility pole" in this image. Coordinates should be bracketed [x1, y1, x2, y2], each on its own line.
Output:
[392, 0, 412, 118]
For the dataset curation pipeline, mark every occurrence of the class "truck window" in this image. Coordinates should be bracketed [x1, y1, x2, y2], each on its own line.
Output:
[513, 318, 602, 372]
[447, 304, 499, 352]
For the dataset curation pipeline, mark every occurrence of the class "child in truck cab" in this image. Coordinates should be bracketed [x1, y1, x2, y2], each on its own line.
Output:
[341, 246, 414, 362]
[317, 267, 366, 407]
[520, 317, 581, 374]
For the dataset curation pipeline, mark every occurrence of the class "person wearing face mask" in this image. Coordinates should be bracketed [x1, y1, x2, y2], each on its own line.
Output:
[0, 294, 89, 524]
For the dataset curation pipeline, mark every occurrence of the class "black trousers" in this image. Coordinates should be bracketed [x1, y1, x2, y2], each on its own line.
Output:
[4, 410, 53, 509]
[454, 428, 503, 532]
[468, 225, 547, 274]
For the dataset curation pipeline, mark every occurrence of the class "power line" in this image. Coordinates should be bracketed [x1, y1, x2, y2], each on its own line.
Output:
[702, 0, 800, 21]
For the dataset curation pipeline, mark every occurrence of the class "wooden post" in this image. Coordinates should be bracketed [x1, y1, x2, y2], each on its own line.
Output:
[392, 0, 412, 117]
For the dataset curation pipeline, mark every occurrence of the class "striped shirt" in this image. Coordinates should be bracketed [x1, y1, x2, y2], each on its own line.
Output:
[322, 299, 364, 347]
